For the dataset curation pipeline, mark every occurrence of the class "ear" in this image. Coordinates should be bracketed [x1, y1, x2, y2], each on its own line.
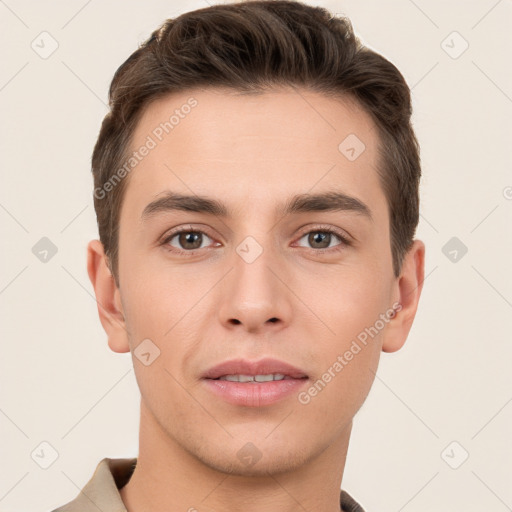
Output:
[87, 239, 130, 353]
[381, 239, 426, 353]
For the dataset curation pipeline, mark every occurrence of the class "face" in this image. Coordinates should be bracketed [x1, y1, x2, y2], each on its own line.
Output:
[89, 86, 424, 476]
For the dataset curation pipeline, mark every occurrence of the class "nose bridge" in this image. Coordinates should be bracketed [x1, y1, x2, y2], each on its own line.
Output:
[233, 232, 280, 306]
[217, 230, 292, 331]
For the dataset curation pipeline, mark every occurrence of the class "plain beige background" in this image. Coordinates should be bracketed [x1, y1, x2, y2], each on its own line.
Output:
[1, 1, 511, 511]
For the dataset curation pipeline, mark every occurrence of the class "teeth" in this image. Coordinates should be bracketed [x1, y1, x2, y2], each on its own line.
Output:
[219, 373, 287, 382]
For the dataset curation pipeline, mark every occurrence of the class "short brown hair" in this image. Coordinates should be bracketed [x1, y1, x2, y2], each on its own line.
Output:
[91, 0, 421, 286]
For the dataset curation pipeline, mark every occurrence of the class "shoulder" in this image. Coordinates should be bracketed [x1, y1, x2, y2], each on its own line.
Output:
[50, 457, 137, 512]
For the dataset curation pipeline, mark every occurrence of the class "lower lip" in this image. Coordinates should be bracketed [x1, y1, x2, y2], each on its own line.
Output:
[203, 377, 309, 407]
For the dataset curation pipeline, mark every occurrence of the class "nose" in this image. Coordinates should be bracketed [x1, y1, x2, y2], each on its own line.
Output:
[217, 242, 293, 334]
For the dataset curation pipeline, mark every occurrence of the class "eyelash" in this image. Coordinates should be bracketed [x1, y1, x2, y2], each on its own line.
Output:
[160, 224, 352, 256]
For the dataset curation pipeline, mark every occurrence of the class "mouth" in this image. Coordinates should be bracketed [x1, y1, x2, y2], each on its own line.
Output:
[201, 358, 309, 407]
[211, 373, 304, 382]
[201, 357, 308, 380]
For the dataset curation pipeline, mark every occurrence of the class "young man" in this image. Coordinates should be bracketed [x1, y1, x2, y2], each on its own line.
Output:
[54, 1, 425, 510]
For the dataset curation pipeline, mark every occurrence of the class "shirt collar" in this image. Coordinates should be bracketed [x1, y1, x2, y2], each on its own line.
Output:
[53, 457, 365, 512]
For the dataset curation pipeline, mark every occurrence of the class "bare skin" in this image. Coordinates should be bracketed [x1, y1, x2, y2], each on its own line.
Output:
[87, 86, 425, 512]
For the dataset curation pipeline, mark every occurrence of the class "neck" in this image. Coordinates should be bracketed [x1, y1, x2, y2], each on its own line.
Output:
[120, 400, 352, 512]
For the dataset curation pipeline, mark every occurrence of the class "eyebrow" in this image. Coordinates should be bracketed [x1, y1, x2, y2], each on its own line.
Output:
[141, 190, 373, 222]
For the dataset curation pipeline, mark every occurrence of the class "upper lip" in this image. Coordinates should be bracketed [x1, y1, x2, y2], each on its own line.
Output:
[202, 358, 308, 380]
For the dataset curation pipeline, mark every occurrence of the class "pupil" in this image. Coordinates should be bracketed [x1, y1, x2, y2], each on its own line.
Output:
[180, 232, 201, 249]
[310, 232, 329, 248]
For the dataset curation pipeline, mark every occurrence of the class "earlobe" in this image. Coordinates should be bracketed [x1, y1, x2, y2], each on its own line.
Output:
[87, 239, 130, 354]
[381, 239, 426, 353]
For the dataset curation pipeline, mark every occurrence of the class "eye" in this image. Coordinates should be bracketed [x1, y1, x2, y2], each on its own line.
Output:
[295, 226, 351, 252]
[162, 227, 217, 253]
[160, 224, 352, 256]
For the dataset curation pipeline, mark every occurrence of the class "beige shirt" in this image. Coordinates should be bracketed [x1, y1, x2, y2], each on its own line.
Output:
[51, 457, 366, 512]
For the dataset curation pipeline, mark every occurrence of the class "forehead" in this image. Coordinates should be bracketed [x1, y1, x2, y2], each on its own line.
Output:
[120, 87, 387, 226]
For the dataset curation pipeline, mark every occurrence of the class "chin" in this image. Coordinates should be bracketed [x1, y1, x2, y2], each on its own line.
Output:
[189, 439, 316, 478]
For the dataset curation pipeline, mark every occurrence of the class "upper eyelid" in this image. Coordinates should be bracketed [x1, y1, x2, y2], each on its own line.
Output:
[296, 224, 353, 244]
[297, 224, 346, 236]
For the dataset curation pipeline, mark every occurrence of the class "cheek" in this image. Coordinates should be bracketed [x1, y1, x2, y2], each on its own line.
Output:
[312, 264, 389, 335]
[120, 260, 209, 364]
[302, 267, 388, 401]
[300, 307, 383, 430]
[120, 247, 183, 327]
